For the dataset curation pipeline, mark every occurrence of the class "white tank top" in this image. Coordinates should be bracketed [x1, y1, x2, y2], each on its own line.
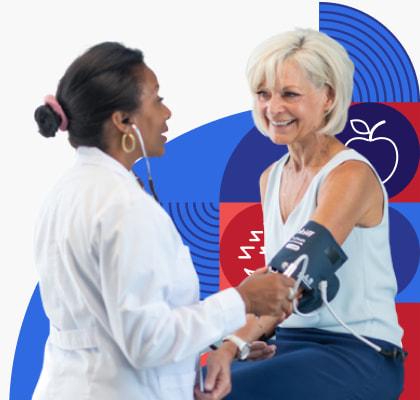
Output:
[263, 149, 403, 346]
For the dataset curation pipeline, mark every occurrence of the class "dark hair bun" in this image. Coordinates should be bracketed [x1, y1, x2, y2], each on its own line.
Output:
[34, 105, 61, 138]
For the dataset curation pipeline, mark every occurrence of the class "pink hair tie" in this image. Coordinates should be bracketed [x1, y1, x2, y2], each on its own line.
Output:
[44, 95, 69, 131]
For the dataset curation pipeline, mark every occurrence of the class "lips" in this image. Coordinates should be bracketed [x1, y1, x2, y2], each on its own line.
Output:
[270, 119, 296, 127]
[160, 126, 168, 142]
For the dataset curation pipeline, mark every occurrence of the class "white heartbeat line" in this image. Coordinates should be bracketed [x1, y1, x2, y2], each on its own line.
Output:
[238, 246, 255, 259]
[243, 268, 255, 276]
[248, 230, 264, 242]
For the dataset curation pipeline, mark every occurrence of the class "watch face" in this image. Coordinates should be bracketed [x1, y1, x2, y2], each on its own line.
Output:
[240, 344, 251, 360]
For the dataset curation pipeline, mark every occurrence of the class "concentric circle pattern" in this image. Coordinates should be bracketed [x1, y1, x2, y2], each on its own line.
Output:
[164, 202, 220, 297]
[320, 2, 420, 102]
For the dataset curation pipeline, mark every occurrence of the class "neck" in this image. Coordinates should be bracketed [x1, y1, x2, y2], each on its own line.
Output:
[287, 133, 340, 172]
[106, 147, 136, 171]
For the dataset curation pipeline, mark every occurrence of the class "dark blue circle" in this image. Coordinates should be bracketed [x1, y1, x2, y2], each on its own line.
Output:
[337, 103, 419, 198]
[389, 208, 420, 293]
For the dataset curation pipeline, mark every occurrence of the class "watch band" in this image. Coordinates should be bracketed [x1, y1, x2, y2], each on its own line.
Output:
[223, 334, 250, 360]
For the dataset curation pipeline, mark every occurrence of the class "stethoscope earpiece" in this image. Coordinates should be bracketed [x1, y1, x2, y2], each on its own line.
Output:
[131, 124, 159, 202]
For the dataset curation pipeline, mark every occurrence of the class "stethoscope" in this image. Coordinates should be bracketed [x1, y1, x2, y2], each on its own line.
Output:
[131, 124, 160, 202]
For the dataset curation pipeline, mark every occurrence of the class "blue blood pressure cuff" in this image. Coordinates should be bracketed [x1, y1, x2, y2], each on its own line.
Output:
[269, 220, 348, 313]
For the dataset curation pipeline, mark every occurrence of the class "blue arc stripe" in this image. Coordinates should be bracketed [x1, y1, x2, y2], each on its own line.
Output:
[184, 203, 219, 238]
[193, 202, 219, 228]
[195, 262, 219, 271]
[168, 210, 218, 250]
[320, 23, 389, 101]
[168, 203, 219, 246]
[176, 203, 219, 241]
[209, 203, 220, 213]
[320, 3, 420, 101]
[321, 11, 403, 100]
[321, 15, 401, 100]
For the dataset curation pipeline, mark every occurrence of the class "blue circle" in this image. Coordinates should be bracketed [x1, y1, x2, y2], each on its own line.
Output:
[337, 103, 419, 198]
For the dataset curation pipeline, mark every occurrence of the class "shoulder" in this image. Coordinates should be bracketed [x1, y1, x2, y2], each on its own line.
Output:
[259, 161, 277, 187]
[321, 159, 381, 196]
[313, 159, 383, 244]
[259, 155, 288, 204]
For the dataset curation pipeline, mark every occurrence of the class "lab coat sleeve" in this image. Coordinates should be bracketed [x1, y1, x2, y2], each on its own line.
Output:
[97, 199, 246, 369]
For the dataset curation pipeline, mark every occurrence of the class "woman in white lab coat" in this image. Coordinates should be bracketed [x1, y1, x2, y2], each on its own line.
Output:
[32, 42, 295, 400]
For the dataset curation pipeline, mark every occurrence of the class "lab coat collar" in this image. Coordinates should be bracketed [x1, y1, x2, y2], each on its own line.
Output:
[76, 146, 135, 181]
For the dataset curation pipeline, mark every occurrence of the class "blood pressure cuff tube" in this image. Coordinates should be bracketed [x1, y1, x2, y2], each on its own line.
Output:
[269, 220, 348, 313]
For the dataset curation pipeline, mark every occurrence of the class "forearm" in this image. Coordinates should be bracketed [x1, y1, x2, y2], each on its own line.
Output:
[232, 314, 279, 342]
[215, 314, 279, 361]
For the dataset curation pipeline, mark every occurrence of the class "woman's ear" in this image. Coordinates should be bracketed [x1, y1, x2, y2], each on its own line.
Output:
[324, 84, 335, 112]
[111, 111, 131, 134]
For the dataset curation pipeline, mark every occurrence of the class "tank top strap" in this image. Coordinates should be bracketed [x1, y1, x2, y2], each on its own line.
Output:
[263, 154, 289, 213]
[318, 149, 363, 180]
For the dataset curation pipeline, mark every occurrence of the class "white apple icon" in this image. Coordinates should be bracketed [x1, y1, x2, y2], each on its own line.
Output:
[345, 119, 399, 184]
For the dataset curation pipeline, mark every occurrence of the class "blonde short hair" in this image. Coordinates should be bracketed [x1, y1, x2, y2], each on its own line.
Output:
[246, 28, 354, 136]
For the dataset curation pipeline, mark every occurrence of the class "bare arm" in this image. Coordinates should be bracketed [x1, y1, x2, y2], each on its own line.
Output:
[311, 160, 383, 244]
[221, 160, 383, 351]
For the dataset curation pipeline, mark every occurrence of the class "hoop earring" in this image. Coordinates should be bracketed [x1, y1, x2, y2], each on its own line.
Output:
[122, 132, 136, 153]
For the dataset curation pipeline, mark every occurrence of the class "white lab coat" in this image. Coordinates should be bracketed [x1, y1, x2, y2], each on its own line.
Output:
[33, 146, 245, 400]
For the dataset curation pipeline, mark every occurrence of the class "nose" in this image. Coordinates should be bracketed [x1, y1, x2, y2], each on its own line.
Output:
[266, 94, 286, 117]
[164, 104, 172, 120]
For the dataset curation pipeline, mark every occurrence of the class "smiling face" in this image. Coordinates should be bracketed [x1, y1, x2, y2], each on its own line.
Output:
[255, 59, 333, 146]
[130, 66, 171, 157]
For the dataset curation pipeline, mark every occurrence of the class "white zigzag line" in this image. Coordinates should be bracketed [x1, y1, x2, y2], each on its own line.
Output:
[238, 246, 254, 259]
[249, 230, 264, 242]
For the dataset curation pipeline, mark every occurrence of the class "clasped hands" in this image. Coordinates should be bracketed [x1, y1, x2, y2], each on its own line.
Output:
[194, 267, 296, 400]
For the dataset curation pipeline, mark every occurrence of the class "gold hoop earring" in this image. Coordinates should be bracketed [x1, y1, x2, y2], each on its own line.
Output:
[122, 132, 136, 153]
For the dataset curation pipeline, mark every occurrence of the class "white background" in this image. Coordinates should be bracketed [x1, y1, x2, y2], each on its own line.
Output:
[0, 1, 418, 397]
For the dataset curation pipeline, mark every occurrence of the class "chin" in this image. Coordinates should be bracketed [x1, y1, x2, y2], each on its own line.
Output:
[150, 146, 165, 157]
[269, 132, 293, 146]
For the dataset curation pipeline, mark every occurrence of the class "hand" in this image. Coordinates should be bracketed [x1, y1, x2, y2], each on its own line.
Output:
[247, 340, 276, 361]
[194, 346, 236, 400]
[236, 267, 295, 317]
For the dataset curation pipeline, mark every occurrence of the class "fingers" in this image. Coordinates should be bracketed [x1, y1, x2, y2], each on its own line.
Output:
[237, 267, 297, 316]
[247, 341, 277, 361]
[210, 365, 231, 399]
[253, 266, 268, 275]
[275, 312, 287, 324]
[194, 364, 231, 400]
[194, 385, 216, 400]
[203, 363, 220, 392]
[281, 296, 294, 317]
[275, 272, 295, 287]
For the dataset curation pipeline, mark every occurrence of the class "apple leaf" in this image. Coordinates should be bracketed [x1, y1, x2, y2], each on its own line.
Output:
[350, 119, 371, 135]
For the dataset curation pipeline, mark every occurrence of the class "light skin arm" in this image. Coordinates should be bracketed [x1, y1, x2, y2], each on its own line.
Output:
[311, 160, 383, 244]
[195, 314, 282, 400]
[260, 159, 383, 245]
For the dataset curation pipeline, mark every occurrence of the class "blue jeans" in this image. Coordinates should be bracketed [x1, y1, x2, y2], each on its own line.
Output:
[225, 328, 405, 400]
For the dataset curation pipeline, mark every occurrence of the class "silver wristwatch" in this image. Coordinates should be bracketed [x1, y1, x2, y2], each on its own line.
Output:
[223, 334, 251, 360]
